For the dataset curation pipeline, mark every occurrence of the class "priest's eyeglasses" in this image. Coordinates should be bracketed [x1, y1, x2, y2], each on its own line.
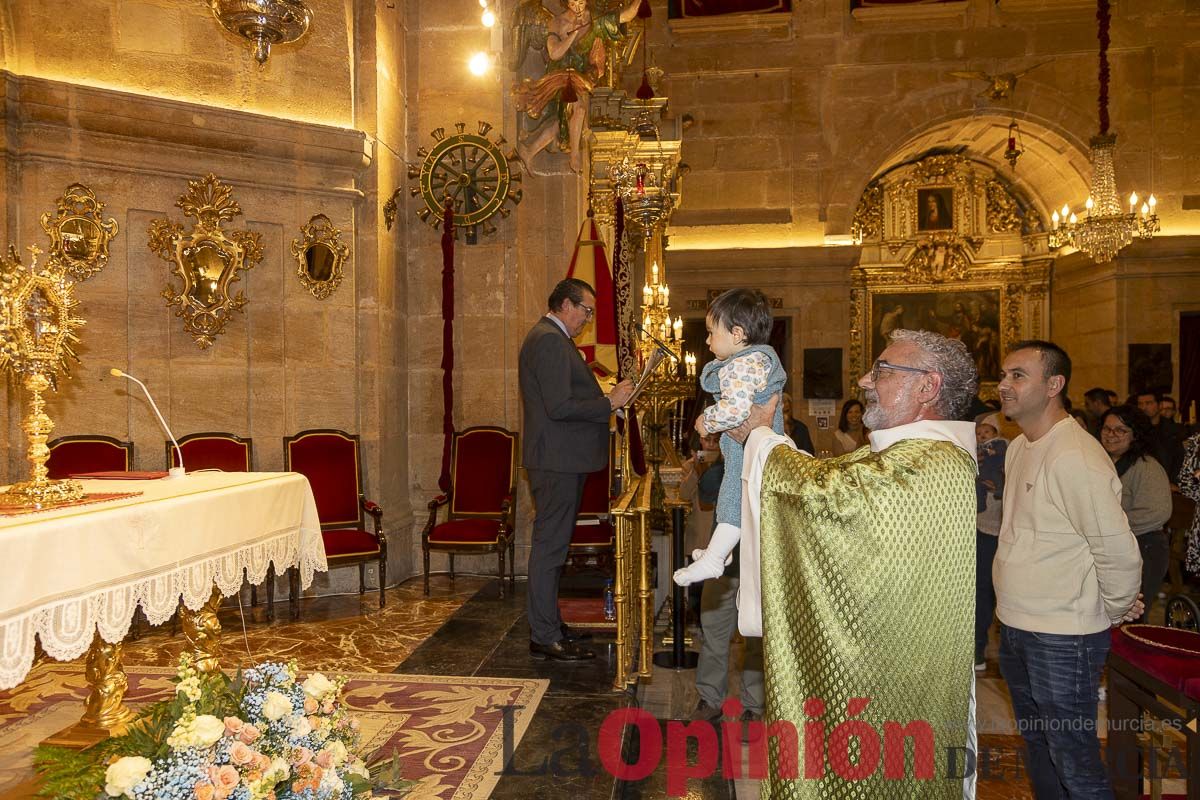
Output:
[869, 359, 931, 382]
[575, 301, 595, 319]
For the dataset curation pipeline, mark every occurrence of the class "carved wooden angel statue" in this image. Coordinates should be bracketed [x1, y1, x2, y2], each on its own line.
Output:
[510, 0, 643, 173]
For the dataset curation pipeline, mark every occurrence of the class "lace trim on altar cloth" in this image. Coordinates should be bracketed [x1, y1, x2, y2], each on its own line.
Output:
[0, 528, 327, 690]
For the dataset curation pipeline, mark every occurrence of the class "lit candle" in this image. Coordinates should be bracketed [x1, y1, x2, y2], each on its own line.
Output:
[1085, 196, 1094, 213]
[1129, 191, 1138, 211]
[1148, 194, 1157, 210]
[662, 285, 670, 305]
[1141, 202, 1149, 216]
[1069, 212, 1077, 224]
[1052, 210, 1060, 228]
[1061, 203, 1070, 219]
[643, 284, 652, 305]
[651, 261, 659, 283]
[673, 317, 683, 340]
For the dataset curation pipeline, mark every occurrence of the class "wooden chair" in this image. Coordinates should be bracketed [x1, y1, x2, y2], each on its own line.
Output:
[422, 426, 519, 597]
[46, 435, 133, 478]
[168, 432, 254, 473]
[284, 429, 386, 615]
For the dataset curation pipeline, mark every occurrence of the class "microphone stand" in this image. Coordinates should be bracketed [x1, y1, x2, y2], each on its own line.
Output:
[110, 369, 186, 479]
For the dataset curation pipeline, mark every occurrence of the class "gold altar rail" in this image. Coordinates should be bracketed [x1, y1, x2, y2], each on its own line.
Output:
[611, 469, 655, 690]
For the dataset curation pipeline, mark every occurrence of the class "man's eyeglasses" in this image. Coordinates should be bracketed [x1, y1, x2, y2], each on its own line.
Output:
[575, 301, 595, 319]
[869, 359, 931, 383]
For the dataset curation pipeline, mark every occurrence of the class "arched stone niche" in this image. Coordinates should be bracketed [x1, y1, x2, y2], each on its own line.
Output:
[847, 154, 1052, 399]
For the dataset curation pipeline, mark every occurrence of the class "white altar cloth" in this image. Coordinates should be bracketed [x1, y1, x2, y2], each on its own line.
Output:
[0, 472, 327, 690]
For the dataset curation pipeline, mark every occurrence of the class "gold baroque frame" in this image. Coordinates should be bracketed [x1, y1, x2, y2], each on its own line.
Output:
[290, 214, 349, 300]
[148, 174, 263, 349]
[39, 184, 119, 282]
[849, 260, 1051, 401]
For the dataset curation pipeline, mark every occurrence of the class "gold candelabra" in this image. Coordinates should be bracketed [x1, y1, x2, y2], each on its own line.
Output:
[0, 245, 87, 509]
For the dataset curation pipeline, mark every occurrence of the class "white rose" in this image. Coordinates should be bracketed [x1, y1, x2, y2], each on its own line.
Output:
[262, 690, 292, 721]
[301, 673, 335, 700]
[346, 759, 369, 779]
[104, 756, 152, 797]
[291, 715, 312, 738]
[267, 756, 291, 782]
[325, 739, 349, 766]
[319, 765, 343, 794]
[191, 714, 226, 748]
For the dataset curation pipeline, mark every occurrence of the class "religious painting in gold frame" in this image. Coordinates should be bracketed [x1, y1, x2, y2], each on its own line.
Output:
[148, 174, 263, 349]
[39, 184, 119, 282]
[290, 214, 349, 300]
[869, 286, 1003, 382]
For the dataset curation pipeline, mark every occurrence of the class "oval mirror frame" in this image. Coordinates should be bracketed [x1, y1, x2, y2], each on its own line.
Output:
[39, 184, 119, 282]
[290, 214, 349, 300]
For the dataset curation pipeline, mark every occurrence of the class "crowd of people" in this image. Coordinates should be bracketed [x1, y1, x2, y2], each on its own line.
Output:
[519, 278, 1200, 798]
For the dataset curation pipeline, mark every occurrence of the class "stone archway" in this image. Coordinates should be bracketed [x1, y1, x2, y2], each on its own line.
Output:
[826, 104, 1097, 236]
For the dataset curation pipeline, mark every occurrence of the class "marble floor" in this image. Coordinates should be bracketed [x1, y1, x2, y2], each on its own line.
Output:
[4, 574, 1185, 798]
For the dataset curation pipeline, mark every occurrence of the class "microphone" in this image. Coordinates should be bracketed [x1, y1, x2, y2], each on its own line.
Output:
[110, 368, 186, 479]
[636, 324, 681, 362]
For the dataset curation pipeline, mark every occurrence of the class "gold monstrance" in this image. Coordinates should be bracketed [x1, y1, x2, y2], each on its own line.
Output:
[0, 245, 86, 509]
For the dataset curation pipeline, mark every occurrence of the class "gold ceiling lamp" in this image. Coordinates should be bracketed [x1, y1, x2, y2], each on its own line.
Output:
[1003, 118, 1024, 171]
[0, 245, 87, 510]
[1049, 0, 1158, 263]
[209, 0, 313, 66]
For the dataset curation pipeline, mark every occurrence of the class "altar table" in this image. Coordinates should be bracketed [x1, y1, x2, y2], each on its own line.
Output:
[0, 472, 327, 692]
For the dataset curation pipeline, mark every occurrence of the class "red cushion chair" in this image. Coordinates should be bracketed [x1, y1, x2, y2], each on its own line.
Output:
[46, 435, 133, 478]
[284, 429, 386, 614]
[567, 458, 617, 568]
[422, 426, 518, 597]
[169, 432, 253, 473]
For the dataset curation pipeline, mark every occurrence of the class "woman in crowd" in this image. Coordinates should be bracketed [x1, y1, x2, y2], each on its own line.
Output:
[1100, 406, 1173, 620]
[832, 399, 868, 456]
[974, 413, 1006, 671]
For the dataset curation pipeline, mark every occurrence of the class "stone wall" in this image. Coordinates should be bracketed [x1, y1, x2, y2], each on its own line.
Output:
[0, 0, 416, 594]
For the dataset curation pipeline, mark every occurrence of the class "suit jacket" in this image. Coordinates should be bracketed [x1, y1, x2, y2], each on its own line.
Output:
[519, 316, 611, 473]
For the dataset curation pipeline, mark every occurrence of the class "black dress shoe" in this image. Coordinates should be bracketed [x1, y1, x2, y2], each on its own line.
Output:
[560, 623, 593, 642]
[529, 639, 596, 661]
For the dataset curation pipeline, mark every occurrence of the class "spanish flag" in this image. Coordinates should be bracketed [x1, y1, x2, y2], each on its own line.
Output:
[565, 213, 619, 383]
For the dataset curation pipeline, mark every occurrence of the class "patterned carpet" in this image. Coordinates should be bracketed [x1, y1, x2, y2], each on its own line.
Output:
[0, 662, 547, 800]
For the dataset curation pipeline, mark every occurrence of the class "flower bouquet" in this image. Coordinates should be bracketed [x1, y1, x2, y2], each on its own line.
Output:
[35, 654, 413, 800]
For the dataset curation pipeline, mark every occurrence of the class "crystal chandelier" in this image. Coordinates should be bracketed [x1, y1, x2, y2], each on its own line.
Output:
[1049, 0, 1158, 263]
[639, 259, 694, 377]
[210, 0, 312, 65]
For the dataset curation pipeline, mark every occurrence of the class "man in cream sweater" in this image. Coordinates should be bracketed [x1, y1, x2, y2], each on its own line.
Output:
[994, 340, 1143, 799]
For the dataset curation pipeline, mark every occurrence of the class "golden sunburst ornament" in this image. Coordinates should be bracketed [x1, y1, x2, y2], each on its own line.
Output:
[0, 245, 88, 509]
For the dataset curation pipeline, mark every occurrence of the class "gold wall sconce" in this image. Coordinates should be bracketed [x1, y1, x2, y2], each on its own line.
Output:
[290, 214, 349, 300]
[148, 174, 263, 349]
[39, 184, 119, 282]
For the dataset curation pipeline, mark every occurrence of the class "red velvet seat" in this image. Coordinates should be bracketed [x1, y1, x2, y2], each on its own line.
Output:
[1108, 625, 1200, 799]
[169, 432, 253, 473]
[422, 426, 518, 597]
[567, 447, 617, 568]
[284, 429, 386, 614]
[46, 435, 133, 478]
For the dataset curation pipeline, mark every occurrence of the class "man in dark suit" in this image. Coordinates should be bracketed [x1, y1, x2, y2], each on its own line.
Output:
[519, 278, 634, 661]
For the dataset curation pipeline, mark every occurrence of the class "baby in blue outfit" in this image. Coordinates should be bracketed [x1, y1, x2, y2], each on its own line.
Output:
[673, 288, 787, 586]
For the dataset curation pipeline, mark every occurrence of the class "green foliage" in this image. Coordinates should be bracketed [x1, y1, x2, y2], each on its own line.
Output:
[367, 750, 417, 797]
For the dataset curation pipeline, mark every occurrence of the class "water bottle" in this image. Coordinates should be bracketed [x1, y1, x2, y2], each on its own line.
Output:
[603, 579, 616, 621]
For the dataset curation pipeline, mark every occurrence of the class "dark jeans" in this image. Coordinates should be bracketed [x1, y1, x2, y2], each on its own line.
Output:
[975, 531, 999, 661]
[1136, 530, 1169, 623]
[998, 624, 1112, 800]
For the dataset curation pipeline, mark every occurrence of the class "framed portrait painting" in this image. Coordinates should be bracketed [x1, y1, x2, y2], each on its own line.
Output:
[917, 187, 953, 231]
[869, 287, 1003, 382]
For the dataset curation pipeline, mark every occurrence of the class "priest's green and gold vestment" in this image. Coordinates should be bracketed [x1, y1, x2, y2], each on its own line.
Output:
[754, 436, 976, 799]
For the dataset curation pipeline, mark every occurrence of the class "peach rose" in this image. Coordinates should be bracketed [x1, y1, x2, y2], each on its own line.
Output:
[254, 752, 271, 771]
[194, 783, 215, 800]
[321, 700, 335, 715]
[314, 751, 333, 769]
[238, 723, 261, 744]
[207, 764, 240, 798]
[223, 716, 244, 737]
[227, 741, 255, 766]
[303, 696, 318, 714]
[291, 746, 314, 768]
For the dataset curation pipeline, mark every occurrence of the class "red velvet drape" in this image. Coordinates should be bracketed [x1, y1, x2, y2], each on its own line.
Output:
[438, 201, 455, 492]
